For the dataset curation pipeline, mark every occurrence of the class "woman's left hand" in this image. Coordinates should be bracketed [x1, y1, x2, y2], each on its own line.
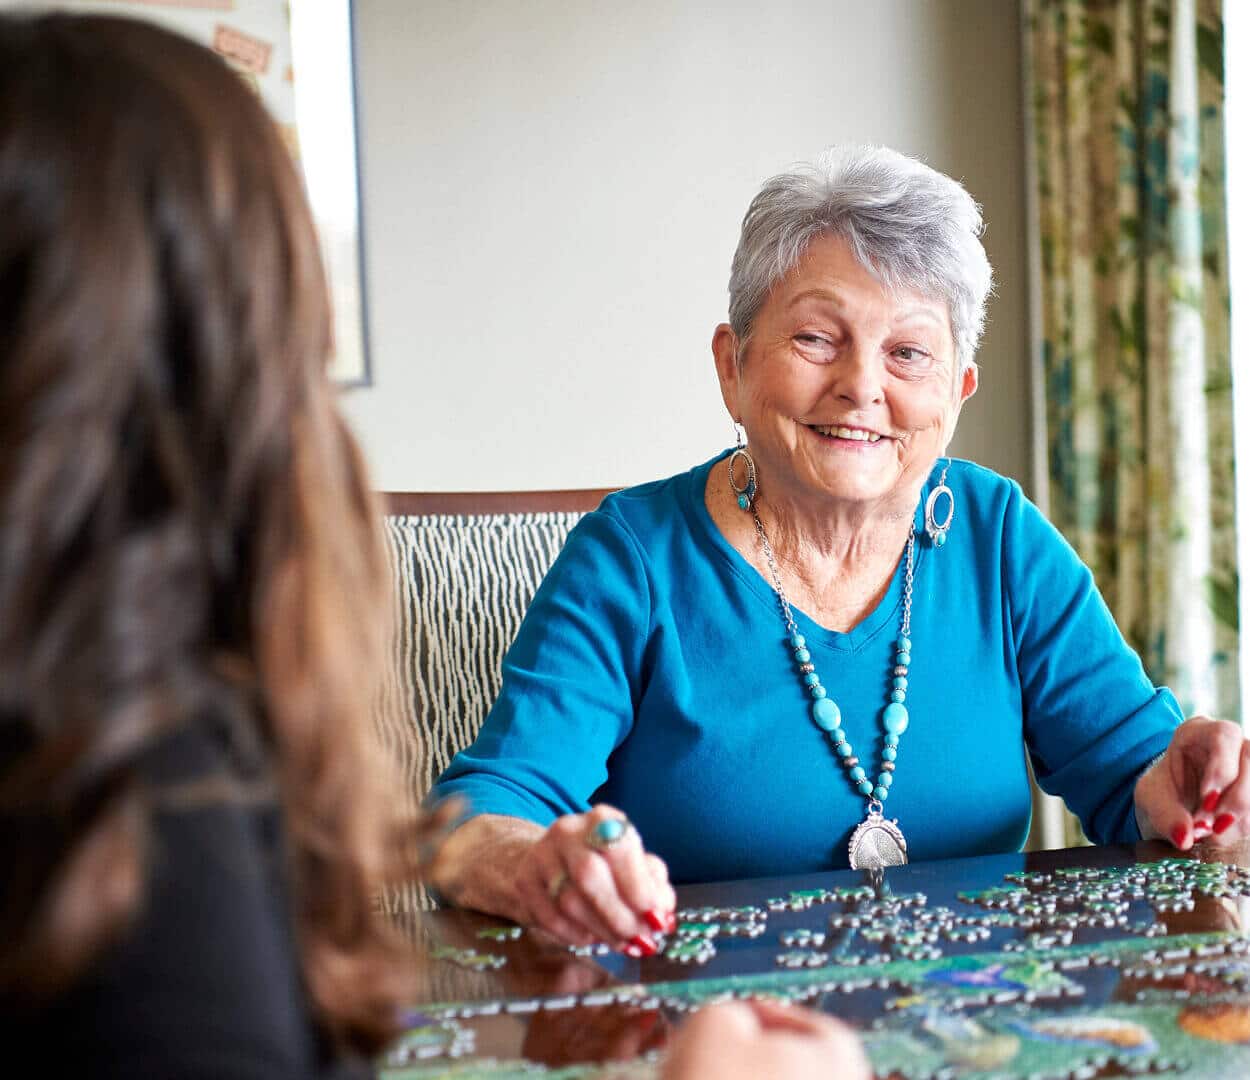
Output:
[1134, 716, 1250, 849]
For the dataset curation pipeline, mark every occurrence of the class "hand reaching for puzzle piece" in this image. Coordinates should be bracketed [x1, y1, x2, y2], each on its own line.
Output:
[1135, 716, 1250, 849]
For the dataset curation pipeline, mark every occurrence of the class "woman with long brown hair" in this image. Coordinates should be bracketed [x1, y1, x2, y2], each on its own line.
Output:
[0, 12, 419, 1074]
[0, 12, 867, 1078]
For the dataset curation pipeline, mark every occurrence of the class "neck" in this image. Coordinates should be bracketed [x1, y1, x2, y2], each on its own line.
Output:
[754, 483, 920, 573]
[708, 454, 937, 632]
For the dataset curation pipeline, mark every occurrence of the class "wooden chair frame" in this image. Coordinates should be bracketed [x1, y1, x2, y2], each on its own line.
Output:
[384, 489, 616, 516]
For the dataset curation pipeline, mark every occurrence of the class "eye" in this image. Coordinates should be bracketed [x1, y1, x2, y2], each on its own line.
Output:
[793, 333, 838, 361]
[888, 344, 938, 375]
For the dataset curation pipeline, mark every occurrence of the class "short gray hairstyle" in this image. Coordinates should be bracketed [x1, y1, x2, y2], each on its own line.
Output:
[727, 145, 993, 371]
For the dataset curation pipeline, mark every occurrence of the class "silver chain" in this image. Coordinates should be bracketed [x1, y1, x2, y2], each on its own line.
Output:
[900, 527, 915, 638]
[751, 510, 800, 636]
[751, 508, 915, 638]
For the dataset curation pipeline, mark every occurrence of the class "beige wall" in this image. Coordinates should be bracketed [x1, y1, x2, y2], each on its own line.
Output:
[344, 0, 1031, 495]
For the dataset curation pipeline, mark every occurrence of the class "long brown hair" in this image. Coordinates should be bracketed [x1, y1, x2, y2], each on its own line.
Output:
[0, 13, 414, 1052]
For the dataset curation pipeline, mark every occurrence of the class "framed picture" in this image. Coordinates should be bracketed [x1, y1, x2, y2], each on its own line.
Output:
[12, 0, 371, 385]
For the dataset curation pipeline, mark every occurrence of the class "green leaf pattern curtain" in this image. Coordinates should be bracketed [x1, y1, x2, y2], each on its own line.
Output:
[1024, 0, 1238, 844]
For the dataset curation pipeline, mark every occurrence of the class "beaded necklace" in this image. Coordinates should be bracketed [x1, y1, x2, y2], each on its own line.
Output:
[729, 449, 936, 870]
[751, 511, 913, 870]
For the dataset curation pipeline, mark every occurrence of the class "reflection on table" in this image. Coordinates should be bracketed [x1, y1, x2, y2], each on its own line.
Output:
[384, 839, 1250, 1079]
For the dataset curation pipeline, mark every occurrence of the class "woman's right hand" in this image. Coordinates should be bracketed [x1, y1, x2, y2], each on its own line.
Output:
[513, 804, 676, 954]
[662, 999, 870, 1080]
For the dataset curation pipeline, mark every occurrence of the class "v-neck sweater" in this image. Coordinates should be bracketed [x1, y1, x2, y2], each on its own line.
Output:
[431, 452, 1181, 883]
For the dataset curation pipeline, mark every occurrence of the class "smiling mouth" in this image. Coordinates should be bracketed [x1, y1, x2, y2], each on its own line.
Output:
[807, 423, 887, 444]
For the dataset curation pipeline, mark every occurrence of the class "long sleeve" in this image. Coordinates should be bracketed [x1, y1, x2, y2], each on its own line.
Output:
[1005, 482, 1182, 843]
[431, 508, 653, 824]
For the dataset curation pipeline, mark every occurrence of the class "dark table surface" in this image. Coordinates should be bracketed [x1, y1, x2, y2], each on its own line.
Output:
[384, 839, 1250, 1078]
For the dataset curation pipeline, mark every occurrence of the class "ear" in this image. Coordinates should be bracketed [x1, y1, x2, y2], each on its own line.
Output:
[941, 363, 978, 452]
[957, 362, 978, 407]
[712, 323, 742, 421]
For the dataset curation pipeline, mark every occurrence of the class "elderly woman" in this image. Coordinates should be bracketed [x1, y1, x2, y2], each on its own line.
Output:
[429, 145, 1247, 958]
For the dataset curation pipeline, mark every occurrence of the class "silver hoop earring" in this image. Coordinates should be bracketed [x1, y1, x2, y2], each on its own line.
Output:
[728, 427, 757, 512]
[924, 461, 954, 548]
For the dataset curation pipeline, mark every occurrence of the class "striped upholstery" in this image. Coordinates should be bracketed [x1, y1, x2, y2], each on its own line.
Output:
[375, 510, 589, 912]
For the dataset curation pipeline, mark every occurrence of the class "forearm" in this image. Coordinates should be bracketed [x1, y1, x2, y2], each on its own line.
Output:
[427, 813, 544, 920]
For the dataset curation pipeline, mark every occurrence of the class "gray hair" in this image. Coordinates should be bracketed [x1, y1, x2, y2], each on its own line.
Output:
[727, 145, 993, 371]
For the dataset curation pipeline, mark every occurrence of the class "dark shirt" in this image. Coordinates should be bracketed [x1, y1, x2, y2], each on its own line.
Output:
[4, 722, 371, 1078]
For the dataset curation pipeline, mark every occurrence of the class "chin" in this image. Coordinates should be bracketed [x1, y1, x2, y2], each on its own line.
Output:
[818, 478, 896, 505]
[819, 464, 899, 499]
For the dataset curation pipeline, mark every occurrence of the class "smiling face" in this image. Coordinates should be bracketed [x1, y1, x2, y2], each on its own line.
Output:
[714, 232, 977, 519]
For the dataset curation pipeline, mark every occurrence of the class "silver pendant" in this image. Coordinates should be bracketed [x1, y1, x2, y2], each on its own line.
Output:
[848, 810, 908, 870]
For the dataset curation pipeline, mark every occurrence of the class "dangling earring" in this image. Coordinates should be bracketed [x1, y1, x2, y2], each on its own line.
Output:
[924, 460, 954, 547]
[729, 425, 757, 512]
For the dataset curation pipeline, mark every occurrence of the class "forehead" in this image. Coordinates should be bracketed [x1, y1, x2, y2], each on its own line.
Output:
[770, 233, 950, 333]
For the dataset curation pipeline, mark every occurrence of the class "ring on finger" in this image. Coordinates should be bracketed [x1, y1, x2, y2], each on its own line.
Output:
[547, 869, 569, 901]
[586, 816, 633, 852]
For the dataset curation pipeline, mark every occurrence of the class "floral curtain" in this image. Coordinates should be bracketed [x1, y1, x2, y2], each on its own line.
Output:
[1024, 0, 1237, 846]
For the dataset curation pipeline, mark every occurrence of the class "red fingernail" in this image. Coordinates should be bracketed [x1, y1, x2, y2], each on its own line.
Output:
[1171, 824, 1189, 848]
[628, 933, 658, 957]
[664, 911, 678, 933]
[1195, 819, 1212, 831]
[643, 909, 666, 932]
[1215, 813, 1235, 835]
[1203, 791, 1221, 814]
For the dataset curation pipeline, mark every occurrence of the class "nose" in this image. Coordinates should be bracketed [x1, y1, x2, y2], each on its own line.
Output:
[829, 342, 885, 409]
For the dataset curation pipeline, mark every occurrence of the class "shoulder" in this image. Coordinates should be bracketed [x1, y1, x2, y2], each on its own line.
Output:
[42, 722, 333, 1077]
[943, 461, 1094, 608]
[538, 455, 724, 610]
[594, 453, 723, 540]
[942, 458, 1022, 509]
[941, 459, 1047, 539]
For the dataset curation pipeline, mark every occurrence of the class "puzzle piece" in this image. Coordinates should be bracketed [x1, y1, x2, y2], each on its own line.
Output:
[430, 945, 507, 972]
[475, 926, 523, 942]
[663, 937, 715, 965]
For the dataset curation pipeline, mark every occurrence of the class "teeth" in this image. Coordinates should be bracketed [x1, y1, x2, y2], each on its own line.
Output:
[814, 425, 882, 443]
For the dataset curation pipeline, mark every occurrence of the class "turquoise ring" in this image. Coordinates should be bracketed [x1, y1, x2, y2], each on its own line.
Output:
[587, 816, 632, 851]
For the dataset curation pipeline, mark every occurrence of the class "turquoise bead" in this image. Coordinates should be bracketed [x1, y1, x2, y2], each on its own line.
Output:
[738, 493, 750, 510]
[592, 818, 626, 845]
[810, 685, 827, 699]
[856, 779, 874, 795]
[828, 726, 844, 743]
[883, 746, 897, 762]
[790, 633, 806, 649]
[874, 785, 889, 800]
[803, 671, 820, 687]
[934, 531, 947, 547]
[896, 650, 912, 667]
[811, 698, 841, 731]
[878, 772, 893, 787]
[884, 733, 899, 748]
[835, 741, 852, 757]
[892, 676, 908, 690]
[898, 637, 912, 652]
[883, 702, 909, 735]
[849, 765, 866, 782]
[794, 647, 811, 663]
[890, 689, 906, 703]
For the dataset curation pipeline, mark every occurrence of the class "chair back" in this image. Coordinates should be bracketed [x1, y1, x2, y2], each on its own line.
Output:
[376, 489, 612, 911]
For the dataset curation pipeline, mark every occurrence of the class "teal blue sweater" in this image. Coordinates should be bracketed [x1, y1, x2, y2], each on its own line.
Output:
[432, 453, 1181, 883]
